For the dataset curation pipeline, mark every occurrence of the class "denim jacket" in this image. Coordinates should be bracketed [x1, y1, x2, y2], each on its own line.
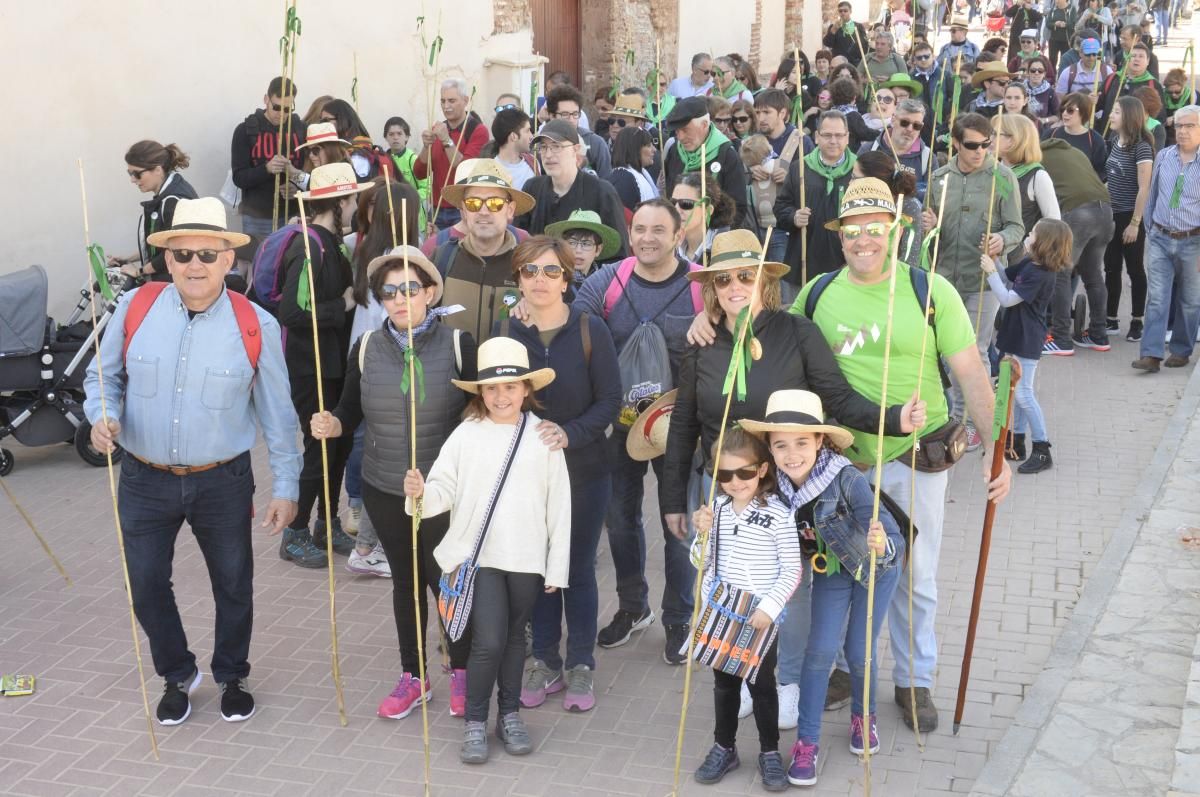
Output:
[811, 467, 904, 585]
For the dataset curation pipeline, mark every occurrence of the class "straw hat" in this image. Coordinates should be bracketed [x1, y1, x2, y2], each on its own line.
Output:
[626, 389, 676, 461]
[295, 122, 350, 151]
[609, 93, 650, 122]
[738, 390, 855, 449]
[971, 61, 1018, 88]
[823, 177, 900, 231]
[451, 337, 555, 393]
[297, 162, 373, 200]
[146, 197, 251, 248]
[365, 246, 444, 304]
[545, 210, 622, 260]
[686, 229, 790, 283]
[441, 159, 536, 215]
[949, 14, 970, 29]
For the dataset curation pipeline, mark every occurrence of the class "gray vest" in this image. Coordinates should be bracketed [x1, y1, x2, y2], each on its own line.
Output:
[359, 322, 465, 495]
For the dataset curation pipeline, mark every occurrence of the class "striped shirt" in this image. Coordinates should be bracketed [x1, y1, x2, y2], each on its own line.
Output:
[1145, 145, 1200, 232]
[1105, 139, 1154, 213]
[693, 494, 803, 622]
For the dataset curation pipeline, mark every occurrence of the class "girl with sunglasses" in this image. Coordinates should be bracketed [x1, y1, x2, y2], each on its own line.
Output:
[672, 173, 737, 265]
[731, 99, 756, 140]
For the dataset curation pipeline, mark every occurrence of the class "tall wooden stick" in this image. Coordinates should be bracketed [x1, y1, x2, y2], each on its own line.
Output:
[78, 159, 158, 759]
[419, 12, 444, 237]
[1089, 54, 1103, 128]
[655, 39, 664, 156]
[1, 476, 70, 585]
[436, 86, 478, 208]
[795, 45, 809, 285]
[976, 108, 1003, 334]
[1102, 66, 1130, 136]
[946, 49, 966, 159]
[271, 0, 297, 233]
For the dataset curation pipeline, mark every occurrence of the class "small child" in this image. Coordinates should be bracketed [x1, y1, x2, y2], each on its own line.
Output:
[403, 337, 571, 765]
[383, 116, 430, 234]
[689, 426, 802, 793]
[739, 134, 779, 238]
[982, 217, 1073, 474]
[740, 390, 904, 789]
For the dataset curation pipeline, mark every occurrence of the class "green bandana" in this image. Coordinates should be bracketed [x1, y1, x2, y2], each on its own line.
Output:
[1010, 161, 1042, 179]
[679, 124, 730, 172]
[804, 149, 856, 194]
[1166, 90, 1190, 112]
[720, 79, 749, 100]
[722, 307, 758, 402]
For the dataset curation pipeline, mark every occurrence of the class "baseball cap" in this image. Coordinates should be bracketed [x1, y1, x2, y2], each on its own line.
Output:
[531, 119, 581, 146]
[1081, 38, 1101, 55]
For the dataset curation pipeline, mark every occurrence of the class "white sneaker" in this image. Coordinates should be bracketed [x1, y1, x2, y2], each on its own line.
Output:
[344, 505, 361, 535]
[346, 544, 390, 577]
[738, 681, 754, 719]
[777, 682, 800, 730]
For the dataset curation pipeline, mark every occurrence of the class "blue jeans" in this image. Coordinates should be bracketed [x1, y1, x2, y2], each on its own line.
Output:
[797, 560, 902, 743]
[764, 228, 789, 268]
[1154, 8, 1170, 41]
[119, 452, 256, 684]
[344, 425, 364, 501]
[1140, 230, 1200, 360]
[605, 431, 696, 626]
[434, 207, 461, 231]
[532, 472, 611, 670]
[1012, 355, 1047, 442]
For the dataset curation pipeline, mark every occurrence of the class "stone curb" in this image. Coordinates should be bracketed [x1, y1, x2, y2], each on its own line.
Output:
[1174, 543, 1200, 792]
[970, 362, 1200, 797]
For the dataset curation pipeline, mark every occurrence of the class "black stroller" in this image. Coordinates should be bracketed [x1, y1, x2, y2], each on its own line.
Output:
[0, 264, 128, 475]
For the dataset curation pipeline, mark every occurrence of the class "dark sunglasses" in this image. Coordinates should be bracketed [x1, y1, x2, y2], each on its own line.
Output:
[517, 263, 565, 279]
[168, 248, 228, 264]
[733, 115, 752, 124]
[673, 198, 707, 211]
[614, 117, 630, 127]
[494, 103, 518, 112]
[699, 69, 712, 76]
[914, 53, 933, 60]
[320, 115, 337, 123]
[1028, 68, 1046, 74]
[713, 463, 763, 483]
[462, 196, 511, 213]
[959, 138, 993, 151]
[714, 116, 734, 125]
[127, 168, 148, 179]
[990, 79, 1011, 88]
[271, 103, 294, 113]
[379, 281, 426, 300]
[897, 118, 925, 131]
[712, 268, 758, 288]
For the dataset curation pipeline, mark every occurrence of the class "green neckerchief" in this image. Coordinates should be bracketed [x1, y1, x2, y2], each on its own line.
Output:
[1166, 90, 1190, 112]
[1124, 70, 1155, 86]
[1017, 48, 1039, 61]
[804, 149, 856, 194]
[720, 79, 748, 100]
[678, 124, 730, 172]
[1011, 161, 1042, 179]
[1147, 118, 1162, 132]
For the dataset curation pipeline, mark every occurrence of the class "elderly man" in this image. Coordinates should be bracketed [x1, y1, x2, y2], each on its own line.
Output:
[788, 178, 1011, 747]
[1133, 105, 1200, 372]
[662, 97, 748, 227]
[85, 198, 301, 726]
[858, 31, 907, 85]
[433, 159, 537, 342]
[414, 78, 491, 233]
[859, 98, 932, 202]
[668, 52, 714, 99]
[824, 1, 869, 65]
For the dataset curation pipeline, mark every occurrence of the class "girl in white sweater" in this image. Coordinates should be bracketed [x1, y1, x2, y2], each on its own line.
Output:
[404, 337, 571, 766]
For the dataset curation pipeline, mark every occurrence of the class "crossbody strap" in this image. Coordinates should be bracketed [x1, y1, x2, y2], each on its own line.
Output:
[463, 412, 528, 566]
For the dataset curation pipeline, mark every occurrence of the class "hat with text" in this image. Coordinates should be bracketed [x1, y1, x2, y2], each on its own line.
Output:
[297, 162, 372, 200]
[823, 177, 899, 231]
[451, 337, 555, 393]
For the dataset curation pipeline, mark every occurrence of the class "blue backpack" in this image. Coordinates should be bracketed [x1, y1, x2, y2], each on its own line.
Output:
[249, 224, 324, 314]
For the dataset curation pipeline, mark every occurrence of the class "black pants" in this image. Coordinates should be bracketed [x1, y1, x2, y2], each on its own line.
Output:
[713, 639, 779, 752]
[1049, 41, 1071, 70]
[465, 568, 543, 722]
[289, 374, 350, 525]
[1104, 209, 1148, 318]
[362, 481, 471, 673]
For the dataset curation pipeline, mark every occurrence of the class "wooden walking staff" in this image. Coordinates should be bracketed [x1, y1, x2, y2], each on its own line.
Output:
[699, 138, 709, 267]
[77, 159, 158, 759]
[1088, 54, 1103, 128]
[953, 357, 1021, 734]
[271, 0, 299, 233]
[1102, 66, 1129, 137]
[945, 49, 966, 159]
[294, 194, 348, 727]
[794, 46, 809, 284]
[1, 475, 70, 585]
[655, 39, 664, 154]
[418, 12, 444, 236]
[976, 106, 1003, 333]
[669, 228, 774, 797]
[860, 197, 907, 797]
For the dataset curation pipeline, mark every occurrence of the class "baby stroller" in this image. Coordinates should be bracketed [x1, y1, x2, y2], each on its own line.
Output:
[0, 264, 129, 475]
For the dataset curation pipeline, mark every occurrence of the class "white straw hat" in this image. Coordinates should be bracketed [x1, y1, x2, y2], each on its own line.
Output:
[145, 197, 251, 248]
[451, 337, 555, 393]
[738, 390, 855, 449]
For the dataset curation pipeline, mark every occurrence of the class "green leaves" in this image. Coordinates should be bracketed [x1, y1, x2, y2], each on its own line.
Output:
[297, 256, 312, 312]
[428, 35, 443, 67]
[87, 244, 114, 302]
[992, 358, 1012, 442]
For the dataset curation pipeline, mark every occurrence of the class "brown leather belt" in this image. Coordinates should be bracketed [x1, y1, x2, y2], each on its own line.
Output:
[132, 454, 234, 476]
[1155, 224, 1200, 240]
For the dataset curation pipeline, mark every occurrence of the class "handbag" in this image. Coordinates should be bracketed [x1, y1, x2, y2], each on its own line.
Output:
[899, 418, 968, 473]
[689, 505, 780, 684]
[436, 412, 528, 642]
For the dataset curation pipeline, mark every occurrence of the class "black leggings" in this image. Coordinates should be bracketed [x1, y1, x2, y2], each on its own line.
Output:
[713, 639, 779, 752]
[362, 482, 471, 674]
[465, 568, 543, 722]
[290, 374, 350, 526]
[1104, 209, 1148, 319]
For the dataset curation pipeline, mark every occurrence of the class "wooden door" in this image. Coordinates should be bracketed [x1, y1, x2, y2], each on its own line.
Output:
[532, 0, 581, 84]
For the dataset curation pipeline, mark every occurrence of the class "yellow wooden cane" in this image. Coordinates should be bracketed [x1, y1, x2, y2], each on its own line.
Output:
[976, 107, 1003, 334]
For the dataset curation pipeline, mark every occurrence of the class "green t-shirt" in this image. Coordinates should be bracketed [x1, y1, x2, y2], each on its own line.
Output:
[790, 266, 977, 464]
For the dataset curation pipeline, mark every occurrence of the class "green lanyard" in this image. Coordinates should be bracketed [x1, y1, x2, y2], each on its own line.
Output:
[1170, 156, 1197, 209]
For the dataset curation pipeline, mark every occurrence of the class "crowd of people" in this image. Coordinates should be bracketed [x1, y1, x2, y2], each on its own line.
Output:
[85, 0, 1199, 790]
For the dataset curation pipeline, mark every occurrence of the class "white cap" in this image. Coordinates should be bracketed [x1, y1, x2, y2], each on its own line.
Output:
[1020, 28, 1038, 39]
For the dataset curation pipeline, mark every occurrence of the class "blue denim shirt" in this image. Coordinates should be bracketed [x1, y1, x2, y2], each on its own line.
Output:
[812, 467, 903, 584]
[84, 286, 301, 501]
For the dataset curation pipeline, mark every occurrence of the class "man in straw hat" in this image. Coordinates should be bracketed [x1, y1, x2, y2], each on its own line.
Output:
[936, 16, 979, 69]
[967, 62, 1019, 119]
[85, 197, 302, 726]
[791, 176, 1011, 732]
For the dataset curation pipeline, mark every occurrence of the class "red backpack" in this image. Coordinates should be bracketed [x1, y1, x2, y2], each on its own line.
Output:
[122, 283, 262, 371]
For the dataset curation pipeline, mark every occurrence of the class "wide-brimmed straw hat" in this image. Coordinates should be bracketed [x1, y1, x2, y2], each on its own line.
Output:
[626, 389, 676, 461]
[146, 197, 251, 248]
[451, 337, 555, 393]
[949, 14, 970, 29]
[823, 177, 901, 231]
[545, 210, 622, 260]
[609, 93, 651, 122]
[738, 390, 855, 449]
[365, 246, 444, 304]
[441, 159, 536, 215]
[295, 122, 351, 151]
[880, 72, 923, 97]
[971, 61, 1018, 88]
[297, 162, 373, 200]
[686, 229, 790, 283]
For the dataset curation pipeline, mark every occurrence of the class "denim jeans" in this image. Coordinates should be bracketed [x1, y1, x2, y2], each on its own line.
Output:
[531, 473, 611, 670]
[1154, 8, 1170, 41]
[776, 565, 813, 686]
[119, 452, 256, 684]
[1012, 355, 1048, 442]
[434, 207, 462, 231]
[949, 289, 998, 422]
[1140, 229, 1200, 360]
[605, 431, 696, 626]
[239, 214, 276, 256]
[1050, 201, 1115, 342]
[763, 228, 790, 269]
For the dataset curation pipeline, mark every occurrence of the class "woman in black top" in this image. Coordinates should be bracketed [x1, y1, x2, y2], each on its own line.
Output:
[1102, 96, 1155, 341]
[1044, 92, 1109, 179]
[108, 140, 197, 282]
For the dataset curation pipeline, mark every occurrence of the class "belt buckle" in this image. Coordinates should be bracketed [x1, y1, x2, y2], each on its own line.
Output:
[167, 464, 192, 476]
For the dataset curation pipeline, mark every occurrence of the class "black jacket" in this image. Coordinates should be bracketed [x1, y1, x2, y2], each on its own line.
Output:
[659, 310, 906, 514]
[230, 109, 306, 223]
[516, 171, 630, 258]
[823, 21, 869, 64]
[139, 172, 197, 281]
[775, 153, 854, 284]
[278, 224, 353, 380]
[662, 139, 749, 230]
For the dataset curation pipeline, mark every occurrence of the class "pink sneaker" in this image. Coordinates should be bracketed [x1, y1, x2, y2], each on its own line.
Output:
[449, 668, 467, 717]
[377, 674, 430, 719]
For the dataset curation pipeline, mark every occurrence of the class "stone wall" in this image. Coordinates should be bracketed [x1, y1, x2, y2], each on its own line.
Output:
[493, 0, 532, 34]
[581, 0, 679, 113]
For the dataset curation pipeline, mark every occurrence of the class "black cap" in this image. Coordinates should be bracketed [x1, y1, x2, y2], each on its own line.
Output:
[531, 119, 580, 145]
[664, 96, 709, 131]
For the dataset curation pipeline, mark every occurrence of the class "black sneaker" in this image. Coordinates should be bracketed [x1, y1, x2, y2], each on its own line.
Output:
[1106, 318, 1120, 336]
[758, 750, 789, 792]
[219, 678, 256, 722]
[825, 669, 852, 711]
[694, 743, 739, 784]
[279, 526, 328, 568]
[1072, 332, 1111, 352]
[596, 608, 655, 649]
[156, 668, 201, 726]
[662, 623, 690, 665]
[1126, 319, 1144, 342]
[313, 517, 354, 556]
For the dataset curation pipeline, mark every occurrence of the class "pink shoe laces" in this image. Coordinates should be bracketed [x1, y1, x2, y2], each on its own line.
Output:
[791, 740, 817, 768]
[850, 714, 876, 743]
[388, 674, 416, 700]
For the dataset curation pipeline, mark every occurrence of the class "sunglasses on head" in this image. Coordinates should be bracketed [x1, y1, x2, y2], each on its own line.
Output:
[271, 103, 294, 113]
[840, 222, 890, 240]
[127, 167, 148, 179]
[896, 118, 925, 131]
[517, 263, 565, 279]
[169, 248, 228, 264]
[713, 463, 763, 483]
[379, 281, 426, 300]
[712, 268, 758, 288]
[494, 103, 518, 112]
[462, 195, 512, 213]
[733, 114, 752, 124]
[959, 138, 993, 151]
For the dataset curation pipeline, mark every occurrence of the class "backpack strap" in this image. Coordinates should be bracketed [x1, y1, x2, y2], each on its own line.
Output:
[433, 237, 461, 277]
[800, 270, 842, 319]
[122, 283, 169, 363]
[580, 312, 592, 366]
[602, 258, 637, 318]
[907, 266, 952, 390]
[357, 329, 374, 373]
[123, 284, 261, 372]
[685, 263, 705, 313]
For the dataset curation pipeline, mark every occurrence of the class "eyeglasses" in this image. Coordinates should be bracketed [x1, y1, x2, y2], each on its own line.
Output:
[733, 115, 752, 124]
[713, 463, 763, 483]
[712, 268, 758, 288]
[673, 198, 707, 211]
[554, 110, 582, 120]
[959, 138, 993, 151]
[379, 281, 426, 300]
[517, 263, 565, 279]
[818, 131, 849, 140]
[876, 95, 895, 104]
[271, 103, 294, 113]
[896, 118, 925, 131]
[1177, 122, 1200, 131]
[714, 116, 733, 125]
[840, 222, 890, 240]
[565, 236, 598, 251]
[462, 195, 512, 213]
[127, 168, 148, 180]
[533, 142, 575, 156]
[168, 248, 229, 264]
[1028, 68, 1046, 74]
[495, 103, 518, 112]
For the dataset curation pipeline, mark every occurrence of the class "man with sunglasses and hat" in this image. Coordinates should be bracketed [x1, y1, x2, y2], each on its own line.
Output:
[967, 62, 1019, 119]
[85, 197, 301, 727]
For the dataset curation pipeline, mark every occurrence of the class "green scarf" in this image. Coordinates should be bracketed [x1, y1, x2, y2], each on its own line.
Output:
[679, 124, 730, 172]
[1146, 118, 1162, 133]
[1123, 69, 1155, 86]
[804, 149, 856, 194]
[1010, 161, 1042, 179]
[720, 79, 749, 100]
[1166, 90, 1190, 112]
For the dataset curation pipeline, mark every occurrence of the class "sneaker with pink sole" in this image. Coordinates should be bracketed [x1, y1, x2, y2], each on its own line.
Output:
[449, 668, 467, 717]
[562, 665, 595, 712]
[377, 674, 430, 719]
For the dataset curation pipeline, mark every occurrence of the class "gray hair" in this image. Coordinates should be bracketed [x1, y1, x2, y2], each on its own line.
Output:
[714, 56, 735, 72]
[897, 99, 927, 118]
[875, 32, 894, 44]
[691, 52, 712, 69]
[1175, 105, 1200, 123]
[441, 78, 468, 97]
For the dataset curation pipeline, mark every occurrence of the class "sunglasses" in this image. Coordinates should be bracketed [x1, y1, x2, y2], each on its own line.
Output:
[614, 117, 630, 127]
[1028, 68, 1046, 74]
[494, 103, 518, 112]
[517, 263, 565, 279]
[462, 195, 511, 213]
[959, 138, 993, 151]
[714, 116, 733, 125]
[876, 95, 895, 104]
[379, 281, 426, 300]
[673, 198, 707, 211]
[168, 248, 228, 264]
[840, 222, 890, 240]
[127, 168, 148, 179]
[914, 53, 932, 60]
[699, 69, 712, 76]
[733, 115, 752, 124]
[712, 268, 758, 288]
[320, 115, 337, 123]
[990, 79, 1011, 88]
[713, 463, 763, 483]
[896, 118, 925, 131]
[271, 103, 294, 113]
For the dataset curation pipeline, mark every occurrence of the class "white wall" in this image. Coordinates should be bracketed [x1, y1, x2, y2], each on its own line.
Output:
[1, 1, 530, 316]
